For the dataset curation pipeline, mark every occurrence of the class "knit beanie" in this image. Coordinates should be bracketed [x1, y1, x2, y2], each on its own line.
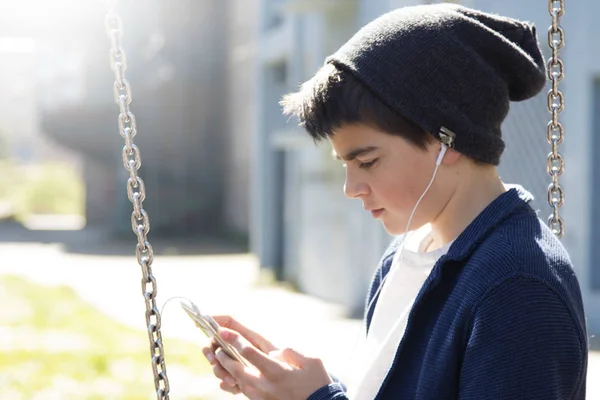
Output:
[326, 4, 547, 165]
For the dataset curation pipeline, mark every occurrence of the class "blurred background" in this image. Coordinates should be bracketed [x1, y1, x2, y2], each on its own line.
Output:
[0, 0, 598, 398]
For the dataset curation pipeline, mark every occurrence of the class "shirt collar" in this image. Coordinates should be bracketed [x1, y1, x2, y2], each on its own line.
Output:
[445, 184, 534, 262]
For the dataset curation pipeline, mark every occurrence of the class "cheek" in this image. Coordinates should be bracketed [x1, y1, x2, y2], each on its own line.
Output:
[374, 169, 424, 210]
[376, 172, 429, 235]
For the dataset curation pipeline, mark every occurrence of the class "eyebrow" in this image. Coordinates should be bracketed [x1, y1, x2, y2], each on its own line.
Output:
[332, 146, 379, 161]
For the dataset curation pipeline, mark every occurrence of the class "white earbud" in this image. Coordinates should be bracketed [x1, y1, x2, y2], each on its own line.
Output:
[436, 143, 448, 166]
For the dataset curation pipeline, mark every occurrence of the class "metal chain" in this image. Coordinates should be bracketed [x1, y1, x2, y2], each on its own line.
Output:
[547, 0, 566, 239]
[105, 4, 170, 399]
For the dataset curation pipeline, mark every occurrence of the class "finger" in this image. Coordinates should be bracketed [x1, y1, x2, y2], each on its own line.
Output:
[218, 328, 283, 379]
[202, 336, 223, 365]
[212, 315, 278, 353]
[202, 344, 218, 365]
[277, 347, 310, 369]
[219, 381, 241, 395]
[216, 346, 263, 392]
[212, 362, 237, 387]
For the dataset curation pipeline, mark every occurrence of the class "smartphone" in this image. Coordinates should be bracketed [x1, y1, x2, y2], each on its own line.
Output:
[180, 301, 248, 366]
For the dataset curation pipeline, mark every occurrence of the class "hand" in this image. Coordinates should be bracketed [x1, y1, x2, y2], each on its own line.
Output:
[216, 328, 333, 400]
[202, 316, 279, 395]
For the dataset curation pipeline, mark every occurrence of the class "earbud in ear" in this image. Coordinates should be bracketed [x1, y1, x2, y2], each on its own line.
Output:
[436, 144, 448, 166]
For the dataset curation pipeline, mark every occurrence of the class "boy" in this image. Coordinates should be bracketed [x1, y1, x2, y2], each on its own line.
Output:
[202, 4, 588, 399]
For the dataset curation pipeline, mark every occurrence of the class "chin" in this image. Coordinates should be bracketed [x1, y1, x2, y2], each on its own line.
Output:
[380, 219, 406, 236]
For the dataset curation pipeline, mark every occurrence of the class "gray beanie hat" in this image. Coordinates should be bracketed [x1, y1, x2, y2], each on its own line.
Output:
[326, 4, 547, 165]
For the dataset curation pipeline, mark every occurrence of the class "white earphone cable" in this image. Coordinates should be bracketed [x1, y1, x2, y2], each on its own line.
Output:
[342, 144, 447, 384]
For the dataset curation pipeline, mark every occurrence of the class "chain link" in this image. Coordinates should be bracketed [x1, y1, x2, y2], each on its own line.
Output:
[547, 0, 566, 239]
[105, 5, 170, 399]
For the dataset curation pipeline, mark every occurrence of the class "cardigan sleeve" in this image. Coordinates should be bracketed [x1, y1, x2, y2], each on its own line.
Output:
[307, 383, 349, 400]
[458, 275, 587, 400]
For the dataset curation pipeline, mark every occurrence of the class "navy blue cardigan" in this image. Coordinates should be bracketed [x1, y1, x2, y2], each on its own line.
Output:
[308, 186, 588, 399]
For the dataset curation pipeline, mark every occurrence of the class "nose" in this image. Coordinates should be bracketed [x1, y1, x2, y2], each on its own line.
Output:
[343, 171, 369, 199]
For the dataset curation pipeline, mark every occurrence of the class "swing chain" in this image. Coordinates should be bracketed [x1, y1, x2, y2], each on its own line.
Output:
[547, 0, 566, 239]
[105, 6, 171, 400]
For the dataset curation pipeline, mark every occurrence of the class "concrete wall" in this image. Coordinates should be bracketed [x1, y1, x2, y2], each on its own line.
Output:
[38, 0, 252, 238]
[224, 0, 261, 236]
[556, 0, 600, 334]
[0, 40, 79, 166]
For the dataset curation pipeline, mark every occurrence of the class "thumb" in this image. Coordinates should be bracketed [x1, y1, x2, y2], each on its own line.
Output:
[219, 328, 280, 377]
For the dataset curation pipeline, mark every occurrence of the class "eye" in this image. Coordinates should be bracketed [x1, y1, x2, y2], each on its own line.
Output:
[359, 159, 378, 170]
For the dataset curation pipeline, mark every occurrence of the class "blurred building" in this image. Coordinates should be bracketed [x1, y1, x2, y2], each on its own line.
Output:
[0, 37, 77, 165]
[252, 0, 600, 334]
[31, 0, 260, 239]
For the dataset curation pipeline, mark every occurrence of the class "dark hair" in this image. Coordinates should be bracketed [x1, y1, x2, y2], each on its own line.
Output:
[280, 63, 432, 150]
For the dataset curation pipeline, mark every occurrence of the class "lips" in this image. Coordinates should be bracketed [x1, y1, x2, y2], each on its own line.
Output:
[364, 204, 385, 218]
[370, 208, 384, 218]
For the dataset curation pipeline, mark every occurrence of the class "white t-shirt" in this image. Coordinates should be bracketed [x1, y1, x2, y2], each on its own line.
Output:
[347, 224, 454, 400]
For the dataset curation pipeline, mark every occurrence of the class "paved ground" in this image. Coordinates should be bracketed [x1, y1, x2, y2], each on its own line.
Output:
[0, 223, 363, 399]
[0, 221, 598, 399]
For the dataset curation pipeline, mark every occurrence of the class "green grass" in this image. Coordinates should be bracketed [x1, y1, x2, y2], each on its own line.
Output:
[0, 160, 84, 221]
[0, 275, 212, 399]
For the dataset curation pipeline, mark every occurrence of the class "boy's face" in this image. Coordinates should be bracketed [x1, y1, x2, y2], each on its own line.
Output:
[330, 123, 451, 235]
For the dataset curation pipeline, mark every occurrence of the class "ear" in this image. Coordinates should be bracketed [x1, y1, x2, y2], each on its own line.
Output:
[441, 147, 461, 165]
